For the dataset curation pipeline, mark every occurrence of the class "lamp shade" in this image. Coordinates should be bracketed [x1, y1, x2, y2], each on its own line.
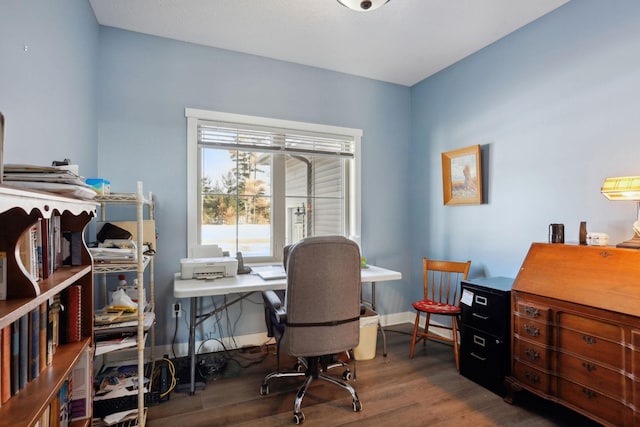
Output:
[337, 0, 390, 11]
[601, 176, 640, 200]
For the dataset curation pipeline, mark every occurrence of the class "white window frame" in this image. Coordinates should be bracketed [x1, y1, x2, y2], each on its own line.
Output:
[185, 108, 362, 260]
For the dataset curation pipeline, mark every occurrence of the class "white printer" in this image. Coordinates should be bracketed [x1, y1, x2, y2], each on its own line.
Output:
[180, 257, 238, 280]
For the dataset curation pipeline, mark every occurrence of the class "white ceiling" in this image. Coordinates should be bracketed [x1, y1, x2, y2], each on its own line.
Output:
[89, 0, 570, 87]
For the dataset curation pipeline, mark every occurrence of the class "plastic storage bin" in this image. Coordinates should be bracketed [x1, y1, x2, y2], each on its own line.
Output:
[353, 308, 379, 360]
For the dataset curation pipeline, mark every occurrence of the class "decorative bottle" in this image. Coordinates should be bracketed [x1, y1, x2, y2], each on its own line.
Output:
[579, 221, 587, 245]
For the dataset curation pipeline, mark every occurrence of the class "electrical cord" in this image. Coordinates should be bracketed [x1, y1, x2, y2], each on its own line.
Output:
[150, 357, 177, 399]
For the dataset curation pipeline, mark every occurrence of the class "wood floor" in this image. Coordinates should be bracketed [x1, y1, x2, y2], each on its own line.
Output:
[146, 323, 601, 427]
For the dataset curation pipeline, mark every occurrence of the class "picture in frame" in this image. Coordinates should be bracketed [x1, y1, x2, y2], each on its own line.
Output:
[441, 144, 482, 205]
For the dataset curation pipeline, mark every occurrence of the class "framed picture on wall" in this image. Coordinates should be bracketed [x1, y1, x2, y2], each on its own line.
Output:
[441, 144, 482, 205]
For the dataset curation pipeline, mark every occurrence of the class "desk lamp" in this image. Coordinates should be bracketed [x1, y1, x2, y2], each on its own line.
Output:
[601, 176, 640, 248]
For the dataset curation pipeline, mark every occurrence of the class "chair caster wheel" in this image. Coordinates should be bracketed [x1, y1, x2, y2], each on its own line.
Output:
[260, 384, 269, 395]
[342, 369, 352, 380]
[352, 399, 362, 412]
[295, 362, 304, 372]
[293, 411, 305, 424]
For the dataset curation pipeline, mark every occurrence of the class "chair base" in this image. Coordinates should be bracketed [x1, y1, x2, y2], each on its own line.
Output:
[260, 355, 362, 424]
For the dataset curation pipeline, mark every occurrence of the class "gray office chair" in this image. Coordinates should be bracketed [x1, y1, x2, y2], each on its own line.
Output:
[260, 235, 363, 424]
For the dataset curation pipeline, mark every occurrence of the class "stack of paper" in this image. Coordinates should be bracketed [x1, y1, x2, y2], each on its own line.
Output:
[3, 164, 97, 199]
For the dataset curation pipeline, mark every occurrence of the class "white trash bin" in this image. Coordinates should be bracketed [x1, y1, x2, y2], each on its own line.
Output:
[353, 308, 379, 360]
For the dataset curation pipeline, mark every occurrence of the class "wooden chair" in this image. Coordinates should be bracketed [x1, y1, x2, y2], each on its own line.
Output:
[409, 257, 471, 370]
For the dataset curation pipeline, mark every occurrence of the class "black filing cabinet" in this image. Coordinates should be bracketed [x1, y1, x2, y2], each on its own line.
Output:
[459, 276, 513, 396]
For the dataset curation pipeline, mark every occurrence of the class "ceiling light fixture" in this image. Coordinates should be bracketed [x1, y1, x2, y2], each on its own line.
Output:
[337, 0, 390, 12]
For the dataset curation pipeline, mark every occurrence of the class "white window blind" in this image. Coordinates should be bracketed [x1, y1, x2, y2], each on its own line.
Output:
[198, 120, 355, 158]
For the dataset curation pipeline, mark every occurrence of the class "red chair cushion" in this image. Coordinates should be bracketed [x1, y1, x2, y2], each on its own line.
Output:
[412, 299, 461, 314]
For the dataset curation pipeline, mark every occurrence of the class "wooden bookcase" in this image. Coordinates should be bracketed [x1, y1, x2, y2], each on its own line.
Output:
[0, 184, 96, 427]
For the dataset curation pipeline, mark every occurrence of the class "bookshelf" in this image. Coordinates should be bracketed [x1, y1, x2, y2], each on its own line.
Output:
[93, 182, 154, 427]
[0, 184, 96, 427]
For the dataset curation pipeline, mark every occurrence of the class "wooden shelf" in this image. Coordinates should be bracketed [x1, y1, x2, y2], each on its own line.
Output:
[0, 338, 91, 427]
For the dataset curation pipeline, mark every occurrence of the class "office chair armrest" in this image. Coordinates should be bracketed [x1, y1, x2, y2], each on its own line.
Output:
[263, 290, 287, 323]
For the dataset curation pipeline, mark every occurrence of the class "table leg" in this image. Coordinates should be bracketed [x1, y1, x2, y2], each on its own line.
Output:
[189, 296, 197, 395]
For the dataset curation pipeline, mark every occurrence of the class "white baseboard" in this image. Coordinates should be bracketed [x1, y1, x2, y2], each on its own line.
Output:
[105, 311, 453, 362]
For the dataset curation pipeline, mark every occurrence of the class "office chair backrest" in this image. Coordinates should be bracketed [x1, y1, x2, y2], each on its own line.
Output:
[423, 258, 471, 305]
[282, 235, 361, 357]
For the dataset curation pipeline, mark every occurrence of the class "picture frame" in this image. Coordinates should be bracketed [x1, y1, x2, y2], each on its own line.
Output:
[441, 144, 482, 205]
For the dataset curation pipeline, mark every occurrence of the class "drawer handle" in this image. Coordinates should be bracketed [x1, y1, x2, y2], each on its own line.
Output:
[473, 335, 486, 347]
[524, 371, 540, 384]
[524, 324, 540, 337]
[470, 352, 486, 361]
[582, 362, 596, 372]
[472, 312, 489, 320]
[475, 295, 488, 306]
[525, 348, 540, 360]
[524, 306, 540, 318]
[582, 388, 598, 399]
[582, 335, 597, 345]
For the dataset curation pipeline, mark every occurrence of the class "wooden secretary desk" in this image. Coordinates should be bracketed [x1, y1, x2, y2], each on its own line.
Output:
[505, 243, 640, 426]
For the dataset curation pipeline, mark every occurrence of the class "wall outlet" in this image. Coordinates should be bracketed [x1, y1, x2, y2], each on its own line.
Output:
[172, 302, 182, 318]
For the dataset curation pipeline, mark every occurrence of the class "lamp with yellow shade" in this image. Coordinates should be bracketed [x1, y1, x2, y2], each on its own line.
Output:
[601, 176, 640, 248]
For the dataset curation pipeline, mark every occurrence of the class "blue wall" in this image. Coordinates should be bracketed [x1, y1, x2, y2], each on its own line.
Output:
[410, 0, 640, 303]
[0, 0, 98, 172]
[3, 0, 640, 351]
[96, 28, 411, 348]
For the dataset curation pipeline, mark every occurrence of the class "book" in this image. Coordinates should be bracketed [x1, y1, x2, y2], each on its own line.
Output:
[0, 251, 6, 300]
[62, 231, 82, 266]
[29, 307, 40, 380]
[58, 377, 70, 427]
[49, 393, 60, 427]
[19, 225, 39, 281]
[19, 314, 28, 389]
[70, 346, 92, 421]
[48, 296, 61, 365]
[1, 325, 10, 404]
[39, 301, 47, 371]
[51, 214, 62, 270]
[10, 320, 19, 396]
[37, 218, 50, 279]
[62, 285, 82, 343]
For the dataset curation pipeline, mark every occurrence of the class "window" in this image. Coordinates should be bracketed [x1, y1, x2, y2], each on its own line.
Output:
[186, 108, 362, 262]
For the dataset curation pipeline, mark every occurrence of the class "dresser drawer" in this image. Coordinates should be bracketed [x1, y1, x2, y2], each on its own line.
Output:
[513, 360, 551, 394]
[514, 316, 550, 346]
[557, 352, 624, 398]
[557, 326, 622, 368]
[513, 338, 550, 370]
[557, 378, 626, 427]
[461, 284, 509, 336]
[514, 299, 551, 322]
[558, 311, 622, 342]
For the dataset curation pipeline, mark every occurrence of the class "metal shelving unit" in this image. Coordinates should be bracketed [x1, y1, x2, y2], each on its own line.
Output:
[93, 182, 154, 427]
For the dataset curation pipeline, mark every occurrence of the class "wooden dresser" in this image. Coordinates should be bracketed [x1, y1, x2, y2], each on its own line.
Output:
[505, 243, 640, 426]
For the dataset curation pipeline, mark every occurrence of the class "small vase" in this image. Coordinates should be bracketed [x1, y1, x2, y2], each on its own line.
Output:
[579, 221, 587, 245]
